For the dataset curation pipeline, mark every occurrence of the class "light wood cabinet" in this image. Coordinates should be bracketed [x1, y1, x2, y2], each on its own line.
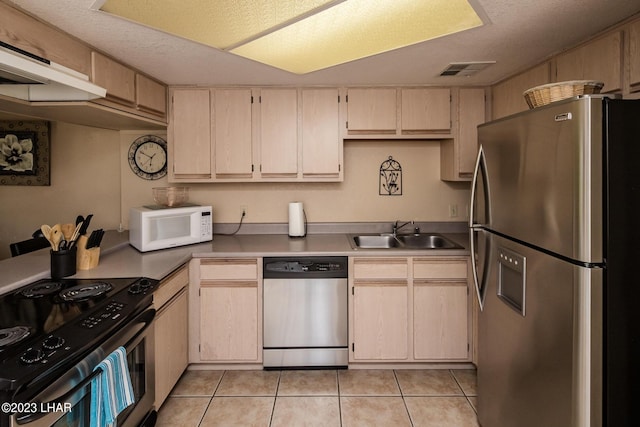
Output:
[136, 74, 167, 116]
[441, 88, 485, 181]
[154, 265, 189, 408]
[301, 88, 342, 178]
[346, 88, 397, 134]
[168, 88, 212, 179]
[629, 20, 640, 92]
[91, 52, 136, 105]
[213, 89, 253, 178]
[198, 258, 262, 363]
[491, 62, 551, 119]
[413, 258, 469, 360]
[345, 87, 453, 139]
[401, 88, 451, 133]
[351, 258, 409, 361]
[555, 31, 622, 93]
[349, 256, 471, 364]
[258, 89, 298, 177]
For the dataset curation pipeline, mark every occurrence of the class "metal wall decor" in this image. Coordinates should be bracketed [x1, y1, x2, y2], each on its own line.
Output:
[0, 121, 50, 186]
[379, 155, 402, 196]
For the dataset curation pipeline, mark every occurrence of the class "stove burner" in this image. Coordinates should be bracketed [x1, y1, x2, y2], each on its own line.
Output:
[0, 326, 31, 348]
[19, 281, 63, 298]
[59, 282, 113, 302]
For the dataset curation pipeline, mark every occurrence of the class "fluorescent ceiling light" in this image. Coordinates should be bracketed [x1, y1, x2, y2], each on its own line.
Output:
[99, 0, 484, 74]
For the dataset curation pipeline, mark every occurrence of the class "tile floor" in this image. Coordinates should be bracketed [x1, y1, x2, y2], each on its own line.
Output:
[156, 369, 478, 426]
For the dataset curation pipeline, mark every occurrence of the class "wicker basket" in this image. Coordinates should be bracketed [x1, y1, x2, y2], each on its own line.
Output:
[523, 80, 604, 109]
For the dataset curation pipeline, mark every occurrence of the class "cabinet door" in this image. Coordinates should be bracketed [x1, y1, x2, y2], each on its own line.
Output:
[213, 89, 253, 178]
[259, 89, 298, 177]
[414, 281, 468, 360]
[491, 63, 550, 119]
[352, 282, 408, 360]
[555, 31, 622, 93]
[136, 74, 167, 116]
[401, 88, 451, 133]
[169, 88, 211, 178]
[200, 283, 259, 361]
[346, 88, 397, 134]
[91, 52, 135, 104]
[630, 20, 640, 92]
[301, 89, 342, 178]
[155, 289, 188, 407]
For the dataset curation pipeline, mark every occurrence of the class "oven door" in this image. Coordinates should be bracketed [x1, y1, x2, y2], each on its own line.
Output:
[10, 307, 156, 427]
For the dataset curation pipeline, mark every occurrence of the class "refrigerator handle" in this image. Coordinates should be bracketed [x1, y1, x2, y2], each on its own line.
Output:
[469, 145, 485, 229]
[469, 146, 487, 310]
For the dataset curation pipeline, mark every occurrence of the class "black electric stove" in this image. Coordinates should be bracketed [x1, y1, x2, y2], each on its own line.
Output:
[0, 277, 158, 399]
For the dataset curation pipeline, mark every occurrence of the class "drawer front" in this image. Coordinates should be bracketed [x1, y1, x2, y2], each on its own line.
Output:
[413, 259, 468, 280]
[200, 258, 258, 280]
[155, 265, 188, 308]
[352, 258, 408, 280]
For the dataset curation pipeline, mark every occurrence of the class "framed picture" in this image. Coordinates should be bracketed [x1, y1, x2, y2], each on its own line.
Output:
[0, 121, 50, 186]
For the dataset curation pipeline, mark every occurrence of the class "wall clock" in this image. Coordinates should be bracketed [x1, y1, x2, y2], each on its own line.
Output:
[128, 135, 167, 180]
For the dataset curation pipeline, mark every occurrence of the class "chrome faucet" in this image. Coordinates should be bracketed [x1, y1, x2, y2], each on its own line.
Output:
[392, 220, 414, 236]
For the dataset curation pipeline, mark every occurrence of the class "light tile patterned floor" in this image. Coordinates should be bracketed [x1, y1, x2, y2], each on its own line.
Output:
[156, 369, 478, 427]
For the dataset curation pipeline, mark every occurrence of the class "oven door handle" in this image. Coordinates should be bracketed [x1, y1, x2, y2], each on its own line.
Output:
[15, 308, 155, 425]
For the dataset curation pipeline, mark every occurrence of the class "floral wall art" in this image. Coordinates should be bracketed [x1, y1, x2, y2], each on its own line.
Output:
[0, 121, 50, 185]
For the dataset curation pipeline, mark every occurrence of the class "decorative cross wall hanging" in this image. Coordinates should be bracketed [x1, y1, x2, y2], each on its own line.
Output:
[379, 156, 402, 196]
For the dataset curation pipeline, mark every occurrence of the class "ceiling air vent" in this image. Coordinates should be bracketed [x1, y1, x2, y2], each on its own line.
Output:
[440, 61, 495, 76]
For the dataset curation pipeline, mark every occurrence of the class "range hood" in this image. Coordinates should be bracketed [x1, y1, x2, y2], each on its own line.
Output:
[0, 42, 106, 101]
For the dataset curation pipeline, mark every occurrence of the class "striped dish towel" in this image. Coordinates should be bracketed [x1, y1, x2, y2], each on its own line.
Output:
[90, 347, 135, 427]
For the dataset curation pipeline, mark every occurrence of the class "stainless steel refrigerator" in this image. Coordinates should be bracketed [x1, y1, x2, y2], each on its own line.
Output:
[470, 95, 640, 427]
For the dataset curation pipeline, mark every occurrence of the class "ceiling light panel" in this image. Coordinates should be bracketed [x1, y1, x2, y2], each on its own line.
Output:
[100, 0, 342, 49]
[100, 0, 484, 74]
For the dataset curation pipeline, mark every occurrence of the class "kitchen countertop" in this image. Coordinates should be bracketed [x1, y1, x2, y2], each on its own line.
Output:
[0, 229, 469, 295]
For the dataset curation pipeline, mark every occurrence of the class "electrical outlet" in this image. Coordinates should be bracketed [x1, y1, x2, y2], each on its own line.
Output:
[449, 204, 458, 218]
[240, 205, 248, 217]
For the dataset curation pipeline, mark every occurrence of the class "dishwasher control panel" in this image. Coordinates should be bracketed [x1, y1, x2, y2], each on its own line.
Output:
[263, 257, 348, 278]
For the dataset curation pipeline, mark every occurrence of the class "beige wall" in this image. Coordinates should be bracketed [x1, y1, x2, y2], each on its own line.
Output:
[1, 124, 470, 259]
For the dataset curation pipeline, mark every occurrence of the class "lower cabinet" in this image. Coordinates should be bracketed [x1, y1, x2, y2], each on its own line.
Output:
[196, 258, 262, 363]
[154, 265, 189, 408]
[350, 256, 471, 363]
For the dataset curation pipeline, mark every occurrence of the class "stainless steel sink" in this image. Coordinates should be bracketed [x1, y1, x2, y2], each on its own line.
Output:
[396, 233, 462, 249]
[352, 235, 400, 249]
[349, 233, 462, 250]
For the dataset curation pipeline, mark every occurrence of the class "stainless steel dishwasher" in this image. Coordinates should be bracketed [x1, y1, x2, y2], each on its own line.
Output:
[263, 256, 348, 368]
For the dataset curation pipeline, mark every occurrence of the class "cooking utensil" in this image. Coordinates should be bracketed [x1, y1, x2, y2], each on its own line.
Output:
[50, 224, 63, 251]
[67, 223, 84, 250]
[61, 223, 75, 240]
[40, 224, 54, 249]
[86, 229, 105, 249]
[78, 214, 93, 236]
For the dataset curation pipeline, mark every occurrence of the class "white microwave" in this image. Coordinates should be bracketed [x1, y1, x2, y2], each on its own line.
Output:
[129, 205, 212, 252]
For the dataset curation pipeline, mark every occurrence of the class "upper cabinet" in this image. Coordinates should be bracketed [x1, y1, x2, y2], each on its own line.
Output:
[213, 89, 253, 178]
[401, 88, 451, 134]
[345, 87, 452, 138]
[629, 20, 640, 92]
[91, 52, 167, 120]
[301, 88, 342, 178]
[168, 88, 212, 180]
[0, 3, 167, 129]
[554, 31, 622, 93]
[441, 88, 486, 181]
[346, 88, 397, 134]
[491, 63, 551, 120]
[168, 87, 343, 183]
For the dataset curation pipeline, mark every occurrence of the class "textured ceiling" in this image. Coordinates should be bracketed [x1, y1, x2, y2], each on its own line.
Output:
[6, 0, 640, 86]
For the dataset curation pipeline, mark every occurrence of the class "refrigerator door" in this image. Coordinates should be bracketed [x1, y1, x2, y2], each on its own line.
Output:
[477, 233, 602, 427]
[477, 96, 603, 264]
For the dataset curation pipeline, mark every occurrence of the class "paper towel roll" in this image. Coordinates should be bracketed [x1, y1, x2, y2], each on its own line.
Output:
[288, 202, 306, 237]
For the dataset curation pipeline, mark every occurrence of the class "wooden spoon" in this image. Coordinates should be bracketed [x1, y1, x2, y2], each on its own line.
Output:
[40, 224, 54, 249]
[61, 223, 75, 240]
[50, 224, 63, 251]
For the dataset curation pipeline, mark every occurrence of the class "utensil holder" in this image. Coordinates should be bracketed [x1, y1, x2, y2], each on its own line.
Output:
[76, 235, 100, 270]
[50, 247, 77, 279]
